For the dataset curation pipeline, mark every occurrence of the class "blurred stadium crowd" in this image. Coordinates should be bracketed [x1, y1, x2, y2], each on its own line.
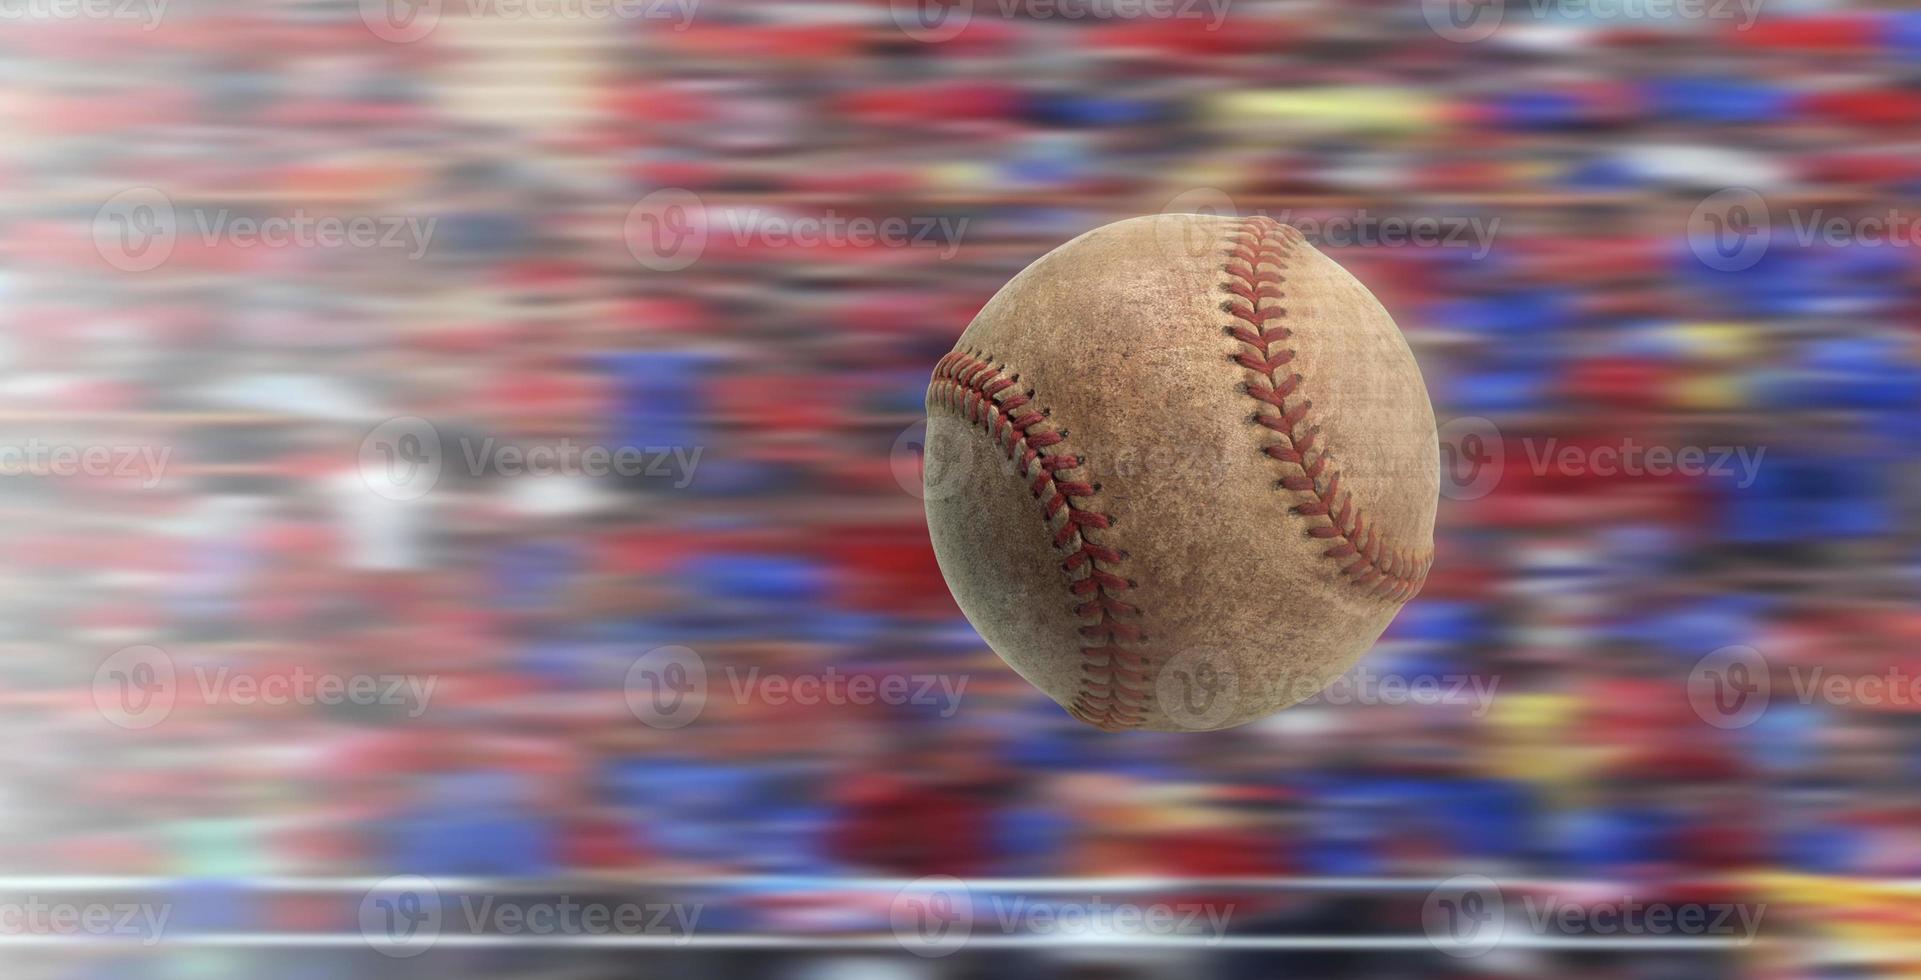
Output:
[5, 0, 1921, 975]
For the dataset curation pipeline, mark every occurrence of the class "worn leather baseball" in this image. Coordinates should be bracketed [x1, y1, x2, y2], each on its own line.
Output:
[924, 214, 1437, 732]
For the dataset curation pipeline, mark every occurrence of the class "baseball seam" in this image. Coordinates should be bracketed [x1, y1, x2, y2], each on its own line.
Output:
[1223, 216, 1432, 602]
[928, 348, 1153, 731]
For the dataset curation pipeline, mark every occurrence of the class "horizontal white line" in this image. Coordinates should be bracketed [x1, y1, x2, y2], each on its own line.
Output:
[0, 934, 1769, 951]
[0, 876, 1626, 892]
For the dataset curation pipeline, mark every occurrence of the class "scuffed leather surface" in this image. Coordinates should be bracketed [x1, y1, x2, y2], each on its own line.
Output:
[924, 214, 1438, 731]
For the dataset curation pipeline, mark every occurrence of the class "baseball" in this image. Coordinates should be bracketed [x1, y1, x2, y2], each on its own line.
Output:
[924, 214, 1438, 732]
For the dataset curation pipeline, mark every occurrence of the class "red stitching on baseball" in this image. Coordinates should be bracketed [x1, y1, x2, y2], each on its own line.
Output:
[1223, 216, 1432, 603]
[928, 348, 1151, 731]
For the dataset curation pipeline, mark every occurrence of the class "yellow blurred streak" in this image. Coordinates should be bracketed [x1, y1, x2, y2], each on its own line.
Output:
[1752, 872, 1921, 968]
[1485, 691, 1588, 798]
[1209, 88, 1446, 135]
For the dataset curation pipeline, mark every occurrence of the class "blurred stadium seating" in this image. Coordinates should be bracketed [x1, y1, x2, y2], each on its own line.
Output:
[4, 0, 1921, 976]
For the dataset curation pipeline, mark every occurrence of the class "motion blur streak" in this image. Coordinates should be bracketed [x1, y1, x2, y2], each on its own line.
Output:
[2, 0, 1920, 977]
